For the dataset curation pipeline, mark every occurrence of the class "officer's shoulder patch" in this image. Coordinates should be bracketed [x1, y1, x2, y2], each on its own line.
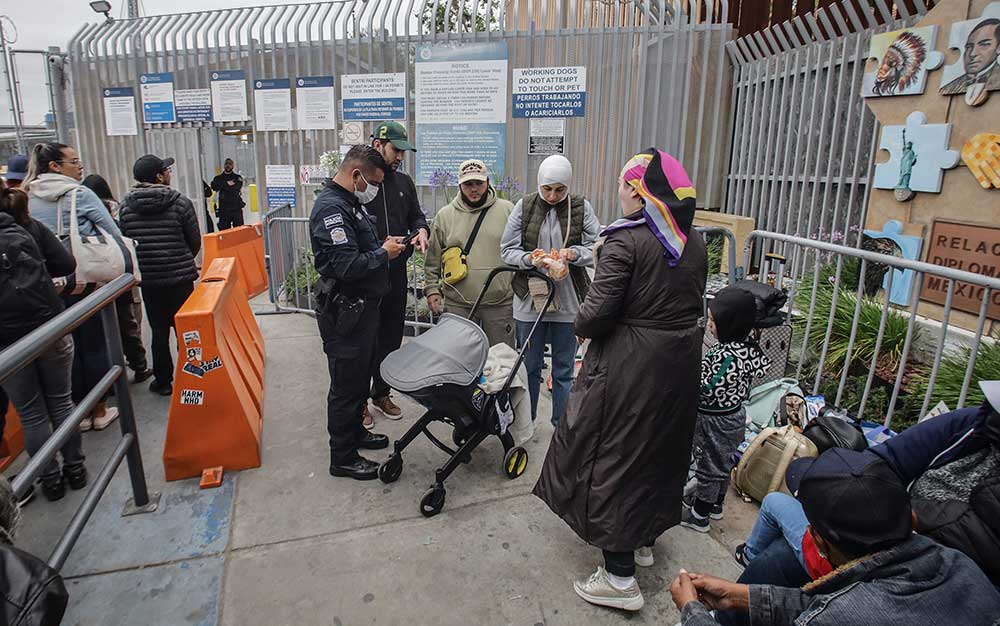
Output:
[323, 213, 344, 228]
[330, 227, 348, 245]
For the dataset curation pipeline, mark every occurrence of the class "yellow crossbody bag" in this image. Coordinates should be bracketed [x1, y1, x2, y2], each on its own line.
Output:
[441, 206, 489, 286]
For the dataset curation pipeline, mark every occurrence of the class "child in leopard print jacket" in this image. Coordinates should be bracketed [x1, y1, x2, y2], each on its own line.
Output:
[681, 286, 770, 533]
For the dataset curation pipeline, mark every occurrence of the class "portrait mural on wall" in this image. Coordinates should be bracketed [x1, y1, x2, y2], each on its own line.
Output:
[863, 27, 945, 97]
[939, 2, 1000, 106]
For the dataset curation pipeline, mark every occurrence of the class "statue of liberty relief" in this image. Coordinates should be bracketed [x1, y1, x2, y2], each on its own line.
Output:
[895, 128, 918, 201]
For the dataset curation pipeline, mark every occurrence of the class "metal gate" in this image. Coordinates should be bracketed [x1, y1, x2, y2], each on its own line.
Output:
[722, 0, 939, 243]
[64, 0, 733, 225]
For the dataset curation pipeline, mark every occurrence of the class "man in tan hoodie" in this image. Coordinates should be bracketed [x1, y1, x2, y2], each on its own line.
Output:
[424, 159, 515, 347]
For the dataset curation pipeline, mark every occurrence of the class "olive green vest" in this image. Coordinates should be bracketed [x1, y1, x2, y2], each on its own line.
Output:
[511, 192, 591, 305]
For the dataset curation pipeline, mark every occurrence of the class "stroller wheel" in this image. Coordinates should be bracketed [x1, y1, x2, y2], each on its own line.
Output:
[502, 446, 529, 479]
[452, 430, 467, 447]
[379, 454, 403, 484]
[420, 485, 446, 517]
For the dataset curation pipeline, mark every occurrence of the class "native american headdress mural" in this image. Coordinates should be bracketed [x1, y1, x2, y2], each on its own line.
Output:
[863, 27, 944, 98]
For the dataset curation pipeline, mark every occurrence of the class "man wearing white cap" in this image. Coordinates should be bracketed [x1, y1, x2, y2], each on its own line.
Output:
[424, 159, 515, 347]
[500, 155, 600, 427]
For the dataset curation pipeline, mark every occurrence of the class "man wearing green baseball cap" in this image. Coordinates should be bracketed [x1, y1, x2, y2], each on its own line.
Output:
[364, 121, 429, 426]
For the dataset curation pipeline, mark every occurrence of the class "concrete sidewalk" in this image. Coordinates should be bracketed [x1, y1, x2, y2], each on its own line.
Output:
[13, 307, 752, 626]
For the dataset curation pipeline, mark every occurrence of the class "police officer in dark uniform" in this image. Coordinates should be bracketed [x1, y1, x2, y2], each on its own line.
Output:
[363, 122, 429, 426]
[310, 145, 407, 480]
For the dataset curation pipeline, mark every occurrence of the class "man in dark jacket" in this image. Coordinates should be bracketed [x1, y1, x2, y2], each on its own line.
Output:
[362, 122, 428, 426]
[120, 154, 201, 396]
[210, 159, 245, 231]
[671, 449, 1000, 626]
[309, 145, 406, 481]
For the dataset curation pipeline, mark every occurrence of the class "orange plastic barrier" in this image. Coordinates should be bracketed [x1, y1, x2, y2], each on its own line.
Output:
[200, 224, 268, 299]
[0, 405, 24, 472]
[163, 257, 265, 481]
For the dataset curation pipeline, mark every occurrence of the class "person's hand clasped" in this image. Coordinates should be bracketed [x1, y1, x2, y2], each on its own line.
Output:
[670, 569, 699, 612]
[559, 248, 578, 262]
[689, 573, 750, 612]
[383, 236, 406, 260]
[530, 248, 547, 269]
[427, 293, 443, 315]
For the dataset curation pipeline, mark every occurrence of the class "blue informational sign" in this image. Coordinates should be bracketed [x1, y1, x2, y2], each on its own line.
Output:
[342, 72, 407, 121]
[139, 72, 175, 123]
[414, 42, 509, 186]
[266, 187, 296, 209]
[297, 76, 333, 88]
[175, 89, 212, 123]
[512, 92, 586, 118]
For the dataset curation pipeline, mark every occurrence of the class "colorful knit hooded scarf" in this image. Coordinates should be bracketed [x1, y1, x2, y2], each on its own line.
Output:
[602, 148, 696, 266]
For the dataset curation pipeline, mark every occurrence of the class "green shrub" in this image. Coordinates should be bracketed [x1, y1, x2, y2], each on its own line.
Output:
[285, 249, 320, 305]
[706, 235, 724, 276]
[910, 332, 1000, 413]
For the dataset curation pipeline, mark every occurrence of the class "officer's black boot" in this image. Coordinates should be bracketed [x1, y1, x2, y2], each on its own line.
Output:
[329, 455, 379, 480]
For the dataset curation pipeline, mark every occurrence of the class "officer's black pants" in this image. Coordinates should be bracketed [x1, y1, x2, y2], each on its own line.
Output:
[370, 264, 408, 401]
[317, 298, 380, 465]
[218, 208, 245, 231]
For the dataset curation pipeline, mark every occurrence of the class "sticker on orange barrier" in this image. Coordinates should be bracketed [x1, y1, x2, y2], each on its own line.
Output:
[163, 257, 265, 481]
[200, 225, 268, 298]
[200, 467, 224, 489]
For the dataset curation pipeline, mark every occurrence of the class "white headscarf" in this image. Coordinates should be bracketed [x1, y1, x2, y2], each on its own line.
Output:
[537, 155, 573, 195]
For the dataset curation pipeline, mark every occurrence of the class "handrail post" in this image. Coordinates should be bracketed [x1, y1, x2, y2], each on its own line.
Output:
[99, 304, 160, 515]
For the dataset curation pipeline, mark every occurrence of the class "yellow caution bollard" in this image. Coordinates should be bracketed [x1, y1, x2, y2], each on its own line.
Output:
[248, 183, 259, 213]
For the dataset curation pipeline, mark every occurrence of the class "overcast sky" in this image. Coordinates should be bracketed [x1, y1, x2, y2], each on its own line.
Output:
[3, 0, 295, 125]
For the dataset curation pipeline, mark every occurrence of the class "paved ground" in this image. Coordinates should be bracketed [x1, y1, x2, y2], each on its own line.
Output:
[13, 304, 755, 626]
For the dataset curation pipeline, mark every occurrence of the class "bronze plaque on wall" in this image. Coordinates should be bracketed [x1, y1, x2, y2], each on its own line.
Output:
[920, 220, 1000, 320]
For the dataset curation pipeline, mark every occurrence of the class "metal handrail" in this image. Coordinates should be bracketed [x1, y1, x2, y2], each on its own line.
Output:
[0, 273, 160, 571]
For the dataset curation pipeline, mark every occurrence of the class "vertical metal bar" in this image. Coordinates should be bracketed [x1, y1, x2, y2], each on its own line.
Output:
[99, 304, 151, 508]
[956, 288, 990, 409]
[834, 257, 868, 406]
[919, 279, 956, 419]
[857, 269, 895, 419]
[885, 269, 921, 420]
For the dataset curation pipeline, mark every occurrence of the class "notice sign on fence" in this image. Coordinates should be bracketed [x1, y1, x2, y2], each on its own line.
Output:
[296, 76, 336, 130]
[512, 66, 586, 118]
[920, 220, 1000, 319]
[175, 89, 212, 123]
[342, 73, 406, 121]
[254, 79, 293, 131]
[265, 164, 296, 209]
[211, 70, 249, 122]
[139, 73, 176, 124]
[103, 87, 138, 137]
[528, 118, 565, 155]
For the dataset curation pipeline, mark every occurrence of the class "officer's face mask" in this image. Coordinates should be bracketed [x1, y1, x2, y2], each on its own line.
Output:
[353, 170, 379, 204]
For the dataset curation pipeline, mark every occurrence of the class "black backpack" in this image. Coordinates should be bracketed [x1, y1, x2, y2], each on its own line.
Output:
[0, 220, 58, 345]
[0, 544, 68, 626]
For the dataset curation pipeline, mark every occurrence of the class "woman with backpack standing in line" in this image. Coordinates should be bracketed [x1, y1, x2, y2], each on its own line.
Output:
[22, 143, 120, 431]
[0, 187, 87, 501]
[82, 174, 153, 389]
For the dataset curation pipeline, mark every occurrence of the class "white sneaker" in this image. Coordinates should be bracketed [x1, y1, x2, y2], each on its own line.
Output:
[79, 417, 93, 432]
[573, 566, 644, 611]
[93, 407, 119, 431]
[635, 546, 654, 567]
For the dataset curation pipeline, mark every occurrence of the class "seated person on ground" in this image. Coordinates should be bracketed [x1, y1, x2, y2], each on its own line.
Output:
[669, 448, 1000, 626]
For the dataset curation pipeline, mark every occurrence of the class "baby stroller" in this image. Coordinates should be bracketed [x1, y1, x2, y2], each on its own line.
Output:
[377, 267, 554, 517]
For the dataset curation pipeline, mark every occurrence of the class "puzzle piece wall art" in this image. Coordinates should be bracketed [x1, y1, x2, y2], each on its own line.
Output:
[939, 2, 1000, 106]
[862, 220, 923, 306]
[873, 111, 961, 201]
[863, 27, 945, 97]
[962, 132, 1000, 189]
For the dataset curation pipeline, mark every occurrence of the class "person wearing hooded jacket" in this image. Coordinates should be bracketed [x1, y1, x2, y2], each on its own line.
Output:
[500, 155, 599, 427]
[119, 154, 202, 397]
[424, 159, 515, 348]
[23, 142, 121, 431]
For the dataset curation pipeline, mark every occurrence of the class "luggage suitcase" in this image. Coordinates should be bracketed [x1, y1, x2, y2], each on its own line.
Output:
[732, 425, 817, 503]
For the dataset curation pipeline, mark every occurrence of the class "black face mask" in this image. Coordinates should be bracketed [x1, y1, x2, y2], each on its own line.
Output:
[708, 288, 758, 343]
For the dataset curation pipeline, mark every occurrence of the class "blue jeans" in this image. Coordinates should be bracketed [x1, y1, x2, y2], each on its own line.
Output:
[744, 492, 809, 570]
[515, 320, 577, 426]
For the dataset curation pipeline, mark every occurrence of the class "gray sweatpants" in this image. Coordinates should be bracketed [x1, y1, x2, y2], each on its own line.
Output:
[692, 407, 747, 505]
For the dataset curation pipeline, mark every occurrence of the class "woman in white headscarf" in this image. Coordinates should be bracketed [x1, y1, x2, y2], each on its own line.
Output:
[500, 155, 600, 427]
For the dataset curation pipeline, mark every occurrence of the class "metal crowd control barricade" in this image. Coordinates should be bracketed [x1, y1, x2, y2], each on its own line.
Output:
[0, 274, 160, 571]
[743, 230, 1000, 429]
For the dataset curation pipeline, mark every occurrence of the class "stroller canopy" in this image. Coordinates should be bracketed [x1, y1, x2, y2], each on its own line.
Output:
[380, 313, 489, 392]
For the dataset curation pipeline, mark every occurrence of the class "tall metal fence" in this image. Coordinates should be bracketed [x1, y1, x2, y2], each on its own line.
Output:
[722, 0, 938, 243]
[65, 0, 734, 227]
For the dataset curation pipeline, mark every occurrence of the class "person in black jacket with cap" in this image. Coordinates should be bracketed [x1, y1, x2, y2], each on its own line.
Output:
[309, 145, 406, 481]
[119, 154, 201, 397]
[361, 122, 428, 427]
